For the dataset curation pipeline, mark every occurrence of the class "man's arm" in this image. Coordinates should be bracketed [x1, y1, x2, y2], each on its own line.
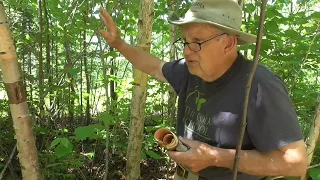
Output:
[212, 140, 308, 176]
[99, 7, 167, 82]
[116, 42, 167, 82]
[168, 138, 307, 177]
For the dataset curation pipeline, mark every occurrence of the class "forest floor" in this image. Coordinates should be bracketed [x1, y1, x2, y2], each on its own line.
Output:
[108, 152, 176, 180]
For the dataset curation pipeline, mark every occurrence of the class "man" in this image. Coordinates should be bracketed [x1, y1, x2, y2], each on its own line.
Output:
[99, 0, 308, 179]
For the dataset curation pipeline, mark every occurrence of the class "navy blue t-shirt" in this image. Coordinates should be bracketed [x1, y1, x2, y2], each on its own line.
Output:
[161, 52, 303, 180]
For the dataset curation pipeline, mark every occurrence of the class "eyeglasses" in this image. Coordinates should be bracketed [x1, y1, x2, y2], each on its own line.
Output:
[173, 33, 227, 52]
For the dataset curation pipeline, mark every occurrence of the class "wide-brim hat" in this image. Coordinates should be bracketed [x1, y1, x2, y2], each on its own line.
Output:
[167, 0, 257, 45]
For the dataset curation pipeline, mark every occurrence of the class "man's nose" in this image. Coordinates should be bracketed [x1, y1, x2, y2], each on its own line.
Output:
[183, 46, 194, 56]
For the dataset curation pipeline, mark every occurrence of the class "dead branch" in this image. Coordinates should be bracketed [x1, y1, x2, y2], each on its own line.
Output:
[231, 0, 268, 179]
[0, 144, 17, 180]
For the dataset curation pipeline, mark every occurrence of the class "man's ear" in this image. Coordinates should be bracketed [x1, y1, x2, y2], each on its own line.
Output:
[224, 35, 237, 54]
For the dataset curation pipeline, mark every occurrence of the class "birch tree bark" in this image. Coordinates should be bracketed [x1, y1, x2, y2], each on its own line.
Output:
[0, 2, 42, 179]
[300, 100, 320, 180]
[167, 0, 178, 128]
[125, 0, 154, 179]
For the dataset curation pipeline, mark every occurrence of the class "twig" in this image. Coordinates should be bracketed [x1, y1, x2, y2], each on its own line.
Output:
[269, 163, 320, 180]
[0, 144, 17, 180]
[231, 1, 268, 180]
[289, 24, 320, 95]
[309, 162, 320, 169]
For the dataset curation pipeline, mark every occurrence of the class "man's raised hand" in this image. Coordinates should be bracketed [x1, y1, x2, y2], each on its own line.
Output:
[99, 7, 124, 49]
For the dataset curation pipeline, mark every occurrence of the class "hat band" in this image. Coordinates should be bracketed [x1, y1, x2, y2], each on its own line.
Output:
[184, 12, 240, 30]
[185, 11, 240, 30]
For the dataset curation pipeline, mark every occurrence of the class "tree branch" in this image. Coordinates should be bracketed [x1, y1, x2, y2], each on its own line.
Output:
[231, 1, 268, 179]
[0, 144, 17, 180]
[289, 25, 320, 95]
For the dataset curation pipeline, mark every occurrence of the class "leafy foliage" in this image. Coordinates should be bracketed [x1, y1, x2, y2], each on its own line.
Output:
[0, 0, 319, 179]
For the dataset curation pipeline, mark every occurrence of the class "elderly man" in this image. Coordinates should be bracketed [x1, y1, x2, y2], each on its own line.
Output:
[99, 0, 308, 179]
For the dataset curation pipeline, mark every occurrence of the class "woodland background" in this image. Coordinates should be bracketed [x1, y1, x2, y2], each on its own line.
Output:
[0, 0, 319, 180]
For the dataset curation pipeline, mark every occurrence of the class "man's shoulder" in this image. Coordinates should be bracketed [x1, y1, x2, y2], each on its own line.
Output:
[237, 54, 288, 93]
[238, 54, 280, 81]
[254, 64, 285, 85]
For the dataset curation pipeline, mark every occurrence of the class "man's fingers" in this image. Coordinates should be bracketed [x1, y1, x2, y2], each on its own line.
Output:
[179, 136, 196, 148]
[99, 7, 118, 35]
[167, 151, 184, 163]
[99, 13, 109, 28]
[100, 30, 112, 41]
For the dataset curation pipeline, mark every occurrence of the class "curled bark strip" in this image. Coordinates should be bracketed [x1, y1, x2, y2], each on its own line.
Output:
[154, 128, 189, 152]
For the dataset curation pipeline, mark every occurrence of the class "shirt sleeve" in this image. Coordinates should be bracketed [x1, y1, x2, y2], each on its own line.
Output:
[162, 59, 188, 94]
[247, 72, 304, 152]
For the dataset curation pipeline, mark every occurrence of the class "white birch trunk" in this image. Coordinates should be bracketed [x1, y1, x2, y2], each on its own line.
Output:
[0, 2, 42, 180]
[125, 0, 154, 179]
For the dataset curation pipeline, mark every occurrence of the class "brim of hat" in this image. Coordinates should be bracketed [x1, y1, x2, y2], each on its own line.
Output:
[167, 12, 256, 45]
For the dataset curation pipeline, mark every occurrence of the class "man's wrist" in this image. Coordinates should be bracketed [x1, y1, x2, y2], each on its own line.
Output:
[115, 39, 126, 51]
[208, 146, 235, 169]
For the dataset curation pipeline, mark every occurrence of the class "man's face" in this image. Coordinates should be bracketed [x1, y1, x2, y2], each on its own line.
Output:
[180, 23, 227, 81]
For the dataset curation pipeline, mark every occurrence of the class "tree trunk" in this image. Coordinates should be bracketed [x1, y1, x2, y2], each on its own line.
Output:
[300, 100, 320, 180]
[109, 49, 117, 116]
[38, 0, 44, 118]
[83, 9, 91, 126]
[125, 0, 154, 179]
[97, 31, 111, 180]
[43, 0, 52, 107]
[0, 2, 42, 179]
[64, 29, 75, 125]
[167, 0, 178, 128]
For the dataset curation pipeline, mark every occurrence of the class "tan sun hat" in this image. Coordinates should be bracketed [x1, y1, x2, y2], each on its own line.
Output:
[167, 0, 257, 45]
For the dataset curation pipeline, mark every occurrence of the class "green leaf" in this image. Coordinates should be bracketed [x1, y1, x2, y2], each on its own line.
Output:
[50, 138, 61, 149]
[141, 151, 147, 160]
[46, 163, 63, 168]
[75, 127, 93, 141]
[309, 167, 320, 180]
[64, 174, 76, 178]
[283, 177, 299, 180]
[284, 29, 299, 38]
[83, 93, 90, 99]
[98, 112, 114, 126]
[268, 7, 284, 18]
[90, 124, 104, 130]
[60, 138, 69, 148]
[25, 34, 30, 40]
[55, 144, 72, 158]
[74, 125, 101, 141]
[245, 4, 255, 13]
[309, 11, 320, 21]
[145, 150, 162, 160]
[145, 125, 163, 133]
